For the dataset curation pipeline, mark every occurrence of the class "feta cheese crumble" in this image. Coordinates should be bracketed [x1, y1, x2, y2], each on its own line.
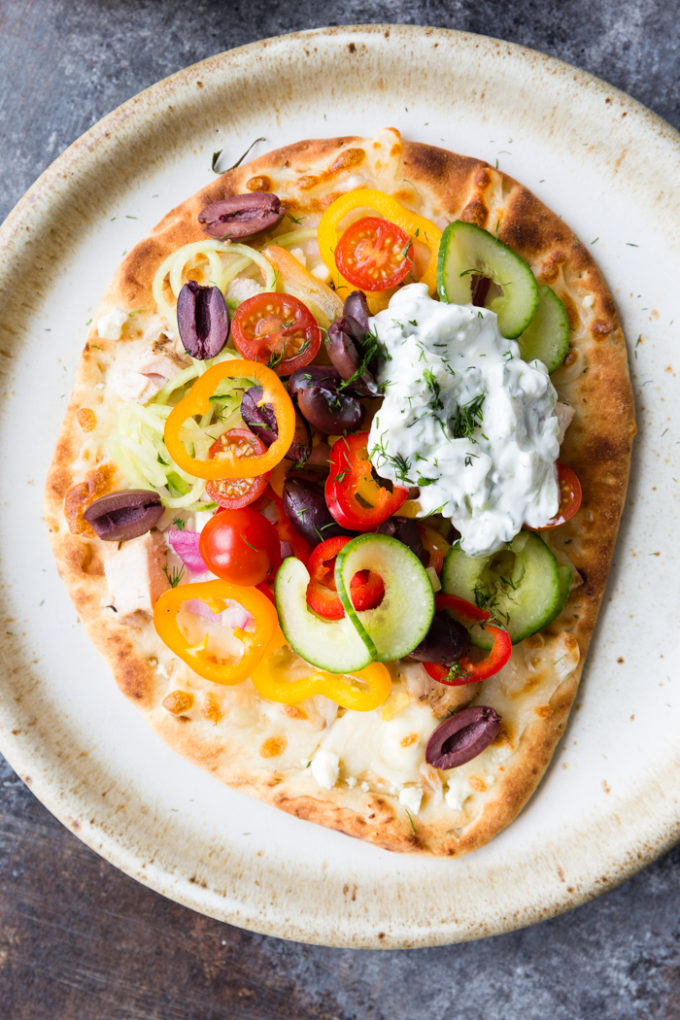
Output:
[96, 306, 128, 341]
[310, 748, 339, 789]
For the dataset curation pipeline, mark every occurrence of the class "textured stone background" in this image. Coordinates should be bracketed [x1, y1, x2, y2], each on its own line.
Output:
[1, 1, 679, 1017]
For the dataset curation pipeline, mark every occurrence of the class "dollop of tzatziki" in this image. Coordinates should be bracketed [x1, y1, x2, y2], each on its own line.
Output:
[367, 284, 560, 557]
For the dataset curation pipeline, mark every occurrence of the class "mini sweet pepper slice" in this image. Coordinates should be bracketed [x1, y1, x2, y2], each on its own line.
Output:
[251, 631, 392, 711]
[423, 593, 512, 685]
[325, 432, 409, 530]
[164, 359, 295, 480]
[317, 188, 442, 297]
[260, 244, 344, 328]
[153, 579, 277, 685]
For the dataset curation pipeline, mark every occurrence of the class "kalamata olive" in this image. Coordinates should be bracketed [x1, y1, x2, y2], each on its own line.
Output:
[376, 517, 427, 565]
[288, 366, 344, 395]
[289, 365, 363, 433]
[343, 290, 370, 333]
[240, 386, 279, 445]
[240, 385, 312, 463]
[471, 274, 491, 307]
[296, 383, 363, 435]
[83, 490, 163, 542]
[177, 282, 229, 360]
[409, 611, 469, 663]
[426, 706, 502, 770]
[282, 478, 346, 546]
[326, 309, 380, 397]
[198, 193, 284, 240]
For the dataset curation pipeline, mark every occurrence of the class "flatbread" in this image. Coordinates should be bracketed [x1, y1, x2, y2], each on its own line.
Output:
[44, 129, 635, 855]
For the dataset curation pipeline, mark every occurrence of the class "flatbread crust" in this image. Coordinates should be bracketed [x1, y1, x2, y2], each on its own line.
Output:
[44, 130, 635, 855]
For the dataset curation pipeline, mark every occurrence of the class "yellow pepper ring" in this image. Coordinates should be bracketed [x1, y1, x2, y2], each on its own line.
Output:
[251, 633, 392, 711]
[317, 188, 443, 296]
[163, 359, 296, 480]
[153, 580, 278, 685]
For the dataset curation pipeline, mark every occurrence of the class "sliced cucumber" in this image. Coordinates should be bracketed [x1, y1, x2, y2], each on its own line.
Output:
[441, 531, 567, 646]
[437, 221, 539, 338]
[516, 285, 570, 372]
[275, 557, 372, 673]
[335, 534, 435, 662]
[545, 564, 572, 627]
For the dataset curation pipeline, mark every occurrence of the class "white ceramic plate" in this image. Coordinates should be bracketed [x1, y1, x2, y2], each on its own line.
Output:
[0, 26, 678, 949]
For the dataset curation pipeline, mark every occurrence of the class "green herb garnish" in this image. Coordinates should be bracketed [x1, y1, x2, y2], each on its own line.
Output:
[163, 565, 185, 588]
[211, 136, 265, 174]
[451, 393, 486, 440]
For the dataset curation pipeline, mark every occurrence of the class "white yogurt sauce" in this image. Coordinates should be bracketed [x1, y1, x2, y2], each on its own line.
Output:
[367, 284, 560, 557]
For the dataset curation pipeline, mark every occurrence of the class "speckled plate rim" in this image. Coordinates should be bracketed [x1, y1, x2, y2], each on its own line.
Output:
[0, 25, 679, 949]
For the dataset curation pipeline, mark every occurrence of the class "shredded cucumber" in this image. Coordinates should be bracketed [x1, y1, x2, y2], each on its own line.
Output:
[270, 228, 317, 249]
[152, 239, 278, 331]
[107, 347, 251, 510]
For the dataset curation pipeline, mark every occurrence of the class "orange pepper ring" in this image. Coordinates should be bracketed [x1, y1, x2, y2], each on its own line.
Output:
[251, 632, 392, 711]
[153, 579, 277, 685]
[163, 359, 296, 480]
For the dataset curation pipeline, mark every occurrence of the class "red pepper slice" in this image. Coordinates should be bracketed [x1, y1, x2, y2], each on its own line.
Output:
[325, 432, 409, 530]
[306, 536, 385, 620]
[423, 594, 512, 685]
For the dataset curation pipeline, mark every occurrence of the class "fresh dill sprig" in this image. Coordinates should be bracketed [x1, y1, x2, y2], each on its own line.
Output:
[385, 451, 412, 483]
[211, 136, 265, 174]
[451, 393, 485, 440]
[163, 564, 185, 588]
[338, 329, 385, 391]
[423, 368, 443, 410]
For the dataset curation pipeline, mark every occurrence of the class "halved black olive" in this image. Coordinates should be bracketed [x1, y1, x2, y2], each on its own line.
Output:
[240, 386, 312, 463]
[425, 706, 502, 770]
[83, 490, 163, 541]
[198, 193, 284, 240]
[409, 611, 469, 664]
[325, 291, 380, 397]
[282, 478, 346, 546]
[177, 282, 229, 360]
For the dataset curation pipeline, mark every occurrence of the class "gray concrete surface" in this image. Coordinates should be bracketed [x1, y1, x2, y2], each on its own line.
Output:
[1, 1, 679, 1017]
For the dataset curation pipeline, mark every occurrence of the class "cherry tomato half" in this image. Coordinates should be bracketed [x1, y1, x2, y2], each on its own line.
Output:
[538, 462, 582, 529]
[199, 508, 280, 586]
[334, 216, 413, 291]
[231, 292, 322, 374]
[205, 428, 269, 509]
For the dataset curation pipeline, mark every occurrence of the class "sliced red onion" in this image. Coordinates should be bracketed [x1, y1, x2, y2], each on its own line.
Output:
[183, 598, 223, 621]
[183, 597, 252, 631]
[167, 528, 207, 574]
